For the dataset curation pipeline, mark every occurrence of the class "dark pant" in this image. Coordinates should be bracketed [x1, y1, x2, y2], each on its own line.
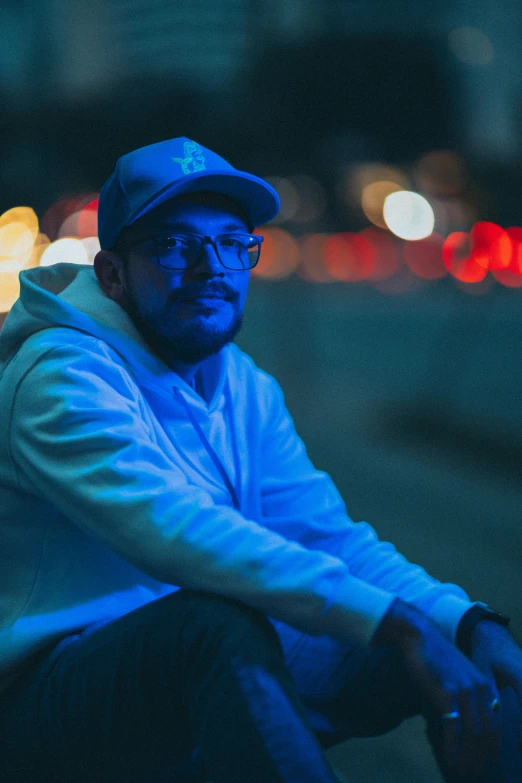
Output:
[0, 589, 520, 782]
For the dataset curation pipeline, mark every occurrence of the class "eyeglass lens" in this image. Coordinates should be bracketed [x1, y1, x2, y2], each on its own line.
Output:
[157, 234, 259, 270]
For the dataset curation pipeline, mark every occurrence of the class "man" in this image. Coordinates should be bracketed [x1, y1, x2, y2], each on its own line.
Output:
[0, 137, 520, 783]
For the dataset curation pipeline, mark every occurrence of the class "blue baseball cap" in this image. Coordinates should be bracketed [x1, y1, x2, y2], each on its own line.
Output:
[97, 137, 280, 250]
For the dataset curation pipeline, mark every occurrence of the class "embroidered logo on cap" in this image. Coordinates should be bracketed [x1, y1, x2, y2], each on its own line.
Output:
[172, 140, 207, 175]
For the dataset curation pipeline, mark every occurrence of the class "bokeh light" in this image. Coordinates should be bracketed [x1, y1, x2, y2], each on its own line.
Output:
[0, 223, 35, 259]
[296, 233, 336, 283]
[40, 238, 89, 266]
[264, 177, 301, 223]
[251, 228, 298, 279]
[0, 263, 23, 312]
[414, 150, 467, 197]
[442, 231, 488, 283]
[0, 207, 42, 312]
[403, 232, 447, 280]
[58, 199, 99, 239]
[288, 175, 328, 223]
[322, 232, 374, 282]
[31, 234, 52, 266]
[361, 181, 404, 229]
[383, 191, 435, 240]
[506, 227, 522, 275]
[448, 27, 494, 66]
[491, 268, 522, 288]
[359, 227, 401, 280]
[0, 207, 39, 241]
[469, 222, 511, 271]
[342, 163, 409, 209]
[4, 182, 522, 315]
[41, 193, 99, 241]
[81, 237, 101, 264]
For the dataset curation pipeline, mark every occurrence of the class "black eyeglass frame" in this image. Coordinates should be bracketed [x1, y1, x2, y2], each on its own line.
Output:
[118, 232, 264, 271]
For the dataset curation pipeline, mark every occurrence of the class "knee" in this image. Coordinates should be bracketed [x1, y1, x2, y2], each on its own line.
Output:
[156, 589, 283, 656]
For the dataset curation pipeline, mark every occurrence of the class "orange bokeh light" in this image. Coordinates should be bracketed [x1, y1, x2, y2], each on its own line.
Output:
[361, 181, 403, 229]
[296, 233, 336, 283]
[251, 227, 298, 279]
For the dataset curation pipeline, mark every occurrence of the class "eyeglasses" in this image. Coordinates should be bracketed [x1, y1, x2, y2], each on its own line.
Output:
[128, 233, 264, 271]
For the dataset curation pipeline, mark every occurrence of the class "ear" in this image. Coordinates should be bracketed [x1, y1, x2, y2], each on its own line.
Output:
[93, 250, 127, 302]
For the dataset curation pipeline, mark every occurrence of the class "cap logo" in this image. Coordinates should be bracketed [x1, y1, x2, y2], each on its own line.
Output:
[172, 140, 207, 175]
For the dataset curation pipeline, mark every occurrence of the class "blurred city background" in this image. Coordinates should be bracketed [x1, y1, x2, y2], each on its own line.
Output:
[1, 1, 522, 780]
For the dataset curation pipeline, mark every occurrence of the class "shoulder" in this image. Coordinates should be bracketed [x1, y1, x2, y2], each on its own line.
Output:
[9, 327, 112, 366]
[6, 328, 137, 407]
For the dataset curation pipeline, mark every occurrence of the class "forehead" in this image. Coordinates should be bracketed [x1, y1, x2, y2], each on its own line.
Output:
[127, 193, 250, 237]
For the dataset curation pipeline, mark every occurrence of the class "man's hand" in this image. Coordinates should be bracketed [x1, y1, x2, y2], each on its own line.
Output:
[470, 620, 522, 752]
[372, 598, 502, 778]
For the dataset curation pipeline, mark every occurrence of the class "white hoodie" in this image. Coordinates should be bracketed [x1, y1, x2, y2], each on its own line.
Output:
[0, 263, 476, 696]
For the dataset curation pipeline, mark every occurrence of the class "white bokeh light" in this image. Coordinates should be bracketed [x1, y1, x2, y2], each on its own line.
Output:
[40, 238, 89, 267]
[81, 236, 101, 264]
[383, 191, 435, 240]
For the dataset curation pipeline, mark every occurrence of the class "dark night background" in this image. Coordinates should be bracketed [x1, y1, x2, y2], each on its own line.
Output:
[1, 1, 522, 779]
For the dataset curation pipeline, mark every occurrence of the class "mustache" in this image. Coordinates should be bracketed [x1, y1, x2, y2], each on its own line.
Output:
[178, 287, 233, 301]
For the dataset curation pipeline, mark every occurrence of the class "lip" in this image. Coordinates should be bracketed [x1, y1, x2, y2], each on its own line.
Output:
[181, 294, 226, 302]
[180, 295, 228, 306]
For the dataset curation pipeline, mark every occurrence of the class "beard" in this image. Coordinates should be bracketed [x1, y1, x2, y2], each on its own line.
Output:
[121, 267, 244, 367]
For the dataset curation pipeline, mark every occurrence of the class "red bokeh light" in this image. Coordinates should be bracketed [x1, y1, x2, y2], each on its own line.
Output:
[359, 228, 401, 280]
[41, 193, 99, 241]
[506, 227, 522, 275]
[77, 199, 99, 237]
[403, 232, 447, 279]
[469, 221, 511, 270]
[322, 232, 375, 281]
[442, 231, 488, 282]
[491, 268, 522, 288]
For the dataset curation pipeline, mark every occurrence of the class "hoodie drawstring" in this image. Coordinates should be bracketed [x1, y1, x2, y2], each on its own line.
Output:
[172, 383, 241, 512]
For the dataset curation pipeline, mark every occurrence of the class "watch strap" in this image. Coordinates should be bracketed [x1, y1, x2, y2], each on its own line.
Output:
[456, 602, 511, 658]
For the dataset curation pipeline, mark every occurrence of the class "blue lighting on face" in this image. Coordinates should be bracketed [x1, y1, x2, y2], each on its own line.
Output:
[120, 199, 252, 368]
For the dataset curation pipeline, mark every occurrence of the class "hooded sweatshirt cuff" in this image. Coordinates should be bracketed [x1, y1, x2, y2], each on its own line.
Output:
[426, 594, 476, 644]
[322, 575, 398, 647]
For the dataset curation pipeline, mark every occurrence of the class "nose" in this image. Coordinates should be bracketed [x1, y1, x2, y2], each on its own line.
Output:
[191, 238, 225, 274]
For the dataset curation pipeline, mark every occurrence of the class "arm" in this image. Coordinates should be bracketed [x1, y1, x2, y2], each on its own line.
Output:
[9, 339, 396, 645]
[259, 374, 474, 642]
[372, 596, 505, 777]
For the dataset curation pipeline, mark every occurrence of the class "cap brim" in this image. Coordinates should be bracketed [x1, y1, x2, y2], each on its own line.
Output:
[128, 170, 280, 230]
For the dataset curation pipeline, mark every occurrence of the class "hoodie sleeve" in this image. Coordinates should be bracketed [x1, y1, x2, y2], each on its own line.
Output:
[9, 340, 397, 646]
[258, 373, 475, 644]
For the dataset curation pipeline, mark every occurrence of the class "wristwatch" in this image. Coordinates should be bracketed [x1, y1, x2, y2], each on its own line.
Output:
[456, 601, 511, 658]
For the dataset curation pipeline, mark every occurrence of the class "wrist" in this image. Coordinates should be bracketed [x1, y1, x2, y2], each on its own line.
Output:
[372, 597, 432, 654]
[456, 603, 511, 658]
[471, 618, 513, 648]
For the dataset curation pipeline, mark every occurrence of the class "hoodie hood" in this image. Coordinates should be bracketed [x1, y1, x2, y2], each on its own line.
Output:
[0, 263, 228, 407]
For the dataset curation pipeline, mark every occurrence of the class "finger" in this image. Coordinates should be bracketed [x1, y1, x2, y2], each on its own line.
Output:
[440, 704, 461, 770]
[454, 690, 486, 779]
[478, 688, 501, 766]
[496, 670, 522, 751]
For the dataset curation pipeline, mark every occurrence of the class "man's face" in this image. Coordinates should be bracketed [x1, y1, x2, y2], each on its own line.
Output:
[114, 194, 252, 369]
